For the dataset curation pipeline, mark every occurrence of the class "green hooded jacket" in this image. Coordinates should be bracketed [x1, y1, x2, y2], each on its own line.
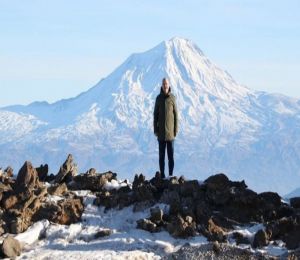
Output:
[153, 87, 178, 141]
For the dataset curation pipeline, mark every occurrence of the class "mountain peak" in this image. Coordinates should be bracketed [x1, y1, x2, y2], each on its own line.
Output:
[154, 37, 205, 58]
[165, 36, 192, 46]
[165, 36, 200, 50]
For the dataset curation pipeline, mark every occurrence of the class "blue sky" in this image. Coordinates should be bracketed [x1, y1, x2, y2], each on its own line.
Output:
[0, 0, 300, 106]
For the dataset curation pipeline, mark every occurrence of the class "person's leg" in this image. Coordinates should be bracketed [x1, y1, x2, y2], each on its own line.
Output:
[167, 140, 174, 176]
[159, 140, 166, 178]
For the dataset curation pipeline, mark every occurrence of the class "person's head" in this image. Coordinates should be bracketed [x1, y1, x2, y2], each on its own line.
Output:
[162, 78, 170, 94]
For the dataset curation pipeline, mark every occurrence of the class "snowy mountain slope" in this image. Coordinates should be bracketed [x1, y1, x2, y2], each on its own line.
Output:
[1, 37, 300, 195]
[0, 109, 47, 144]
[285, 187, 300, 199]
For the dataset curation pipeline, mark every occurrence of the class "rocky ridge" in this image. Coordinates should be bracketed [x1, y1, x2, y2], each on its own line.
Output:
[0, 155, 300, 259]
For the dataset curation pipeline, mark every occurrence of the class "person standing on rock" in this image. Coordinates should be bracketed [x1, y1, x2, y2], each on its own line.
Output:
[153, 78, 178, 178]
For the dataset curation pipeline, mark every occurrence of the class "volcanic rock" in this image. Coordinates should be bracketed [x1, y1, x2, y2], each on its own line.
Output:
[94, 228, 113, 238]
[0, 236, 21, 258]
[290, 197, 300, 209]
[55, 154, 77, 184]
[15, 161, 39, 191]
[48, 183, 68, 196]
[252, 229, 269, 248]
[137, 218, 158, 233]
[71, 171, 117, 191]
[36, 164, 49, 182]
[150, 207, 163, 223]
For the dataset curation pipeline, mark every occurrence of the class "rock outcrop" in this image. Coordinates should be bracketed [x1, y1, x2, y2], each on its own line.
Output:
[55, 154, 78, 184]
[0, 155, 85, 236]
[69, 169, 117, 191]
[1, 155, 300, 258]
[93, 172, 300, 250]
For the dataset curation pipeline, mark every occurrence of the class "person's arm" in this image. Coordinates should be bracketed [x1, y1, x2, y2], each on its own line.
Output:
[173, 97, 178, 137]
[153, 97, 159, 135]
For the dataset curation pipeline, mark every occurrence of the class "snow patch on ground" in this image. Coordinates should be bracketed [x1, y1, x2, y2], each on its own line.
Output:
[17, 193, 207, 259]
[228, 223, 288, 257]
[14, 191, 289, 259]
[103, 179, 129, 191]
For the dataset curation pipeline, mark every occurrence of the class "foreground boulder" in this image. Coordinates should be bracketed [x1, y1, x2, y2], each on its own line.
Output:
[2, 186, 48, 234]
[0, 236, 22, 258]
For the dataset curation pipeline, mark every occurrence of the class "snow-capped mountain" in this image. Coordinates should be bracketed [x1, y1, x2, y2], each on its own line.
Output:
[285, 187, 300, 199]
[1, 37, 300, 195]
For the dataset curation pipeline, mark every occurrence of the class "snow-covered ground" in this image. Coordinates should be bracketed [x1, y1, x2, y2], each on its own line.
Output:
[16, 191, 207, 259]
[12, 185, 287, 259]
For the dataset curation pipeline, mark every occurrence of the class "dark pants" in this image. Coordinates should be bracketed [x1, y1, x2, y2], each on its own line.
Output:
[158, 140, 174, 178]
